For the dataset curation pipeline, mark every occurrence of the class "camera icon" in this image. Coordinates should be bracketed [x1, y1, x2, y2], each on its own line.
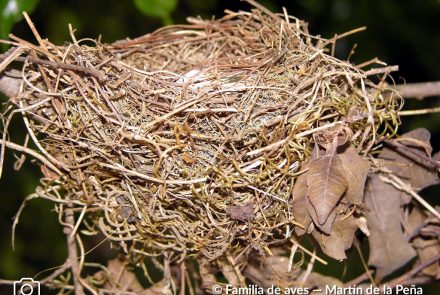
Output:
[13, 278, 40, 295]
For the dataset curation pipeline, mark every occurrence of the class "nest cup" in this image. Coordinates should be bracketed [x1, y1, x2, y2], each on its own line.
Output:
[2, 5, 399, 267]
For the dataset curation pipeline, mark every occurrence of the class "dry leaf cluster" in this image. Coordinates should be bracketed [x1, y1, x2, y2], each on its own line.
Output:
[0, 1, 439, 294]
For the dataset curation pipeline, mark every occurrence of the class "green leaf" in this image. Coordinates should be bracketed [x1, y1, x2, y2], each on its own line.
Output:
[0, 0, 40, 41]
[133, 0, 177, 24]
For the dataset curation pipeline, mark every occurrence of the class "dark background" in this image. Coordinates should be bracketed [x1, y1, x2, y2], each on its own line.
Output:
[1, 0, 439, 294]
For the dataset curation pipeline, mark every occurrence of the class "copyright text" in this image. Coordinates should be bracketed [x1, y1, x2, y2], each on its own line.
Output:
[211, 284, 424, 295]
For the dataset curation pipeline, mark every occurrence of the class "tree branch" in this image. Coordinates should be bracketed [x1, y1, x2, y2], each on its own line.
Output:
[393, 81, 440, 99]
[64, 204, 84, 295]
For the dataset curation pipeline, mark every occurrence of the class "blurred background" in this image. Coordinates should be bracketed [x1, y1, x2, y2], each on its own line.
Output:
[1, 0, 439, 294]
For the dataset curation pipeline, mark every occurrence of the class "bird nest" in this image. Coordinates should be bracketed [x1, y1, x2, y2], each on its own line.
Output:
[1, 2, 420, 293]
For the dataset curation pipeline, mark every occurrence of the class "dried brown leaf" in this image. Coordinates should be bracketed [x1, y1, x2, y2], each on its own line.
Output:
[307, 153, 348, 225]
[338, 145, 371, 204]
[422, 205, 440, 238]
[364, 174, 416, 280]
[227, 202, 254, 222]
[397, 128, 432, 155]
[403, 206, 425, 237]
[306, 199, 337, 234]
[379, 128, 439, 196]
[292, 167, 313, 235]
[413, 238, 440, 277]
[313, 125, 350, 151]
[312, 215, 360, 261]
[405, 207, 440, 277]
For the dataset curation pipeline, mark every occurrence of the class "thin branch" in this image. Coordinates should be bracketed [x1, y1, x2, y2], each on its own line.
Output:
[0, 47, 23, 73]
[364, 65, 399, 77]
[0, 139, 62, 176]
[64, 204, 84, 295]
[14, 56, 106, 82]
[383, 140, 440, 169]
[393, 81, 440, 99]
[352, 239, 376, 286]
[399, 106, 440, 116]
[344, 270, 375, 287]
[379, 174, 440, 220]
[39, 263, 70, 285]
[385, 254, 440, 289]
[290, 238, 328, 265]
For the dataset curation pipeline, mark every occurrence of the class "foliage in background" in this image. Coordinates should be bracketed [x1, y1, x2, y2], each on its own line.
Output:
[0, 0, 39, 48]
[133, 0, 177, 25]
